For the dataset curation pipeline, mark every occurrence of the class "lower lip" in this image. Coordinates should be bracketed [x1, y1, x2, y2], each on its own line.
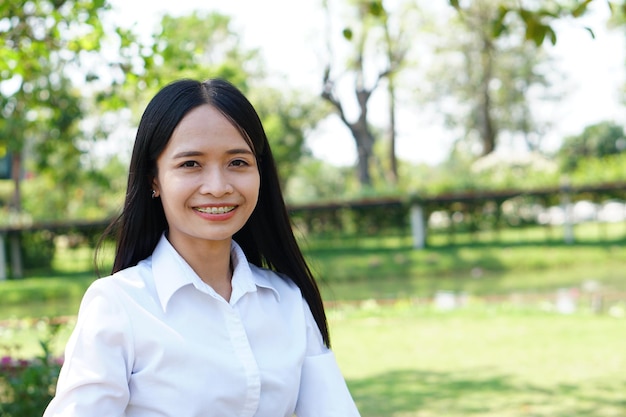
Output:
[193, 207, 237, 221]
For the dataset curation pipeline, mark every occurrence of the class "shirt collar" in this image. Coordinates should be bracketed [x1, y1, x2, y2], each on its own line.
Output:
[150, 234, 280, 312]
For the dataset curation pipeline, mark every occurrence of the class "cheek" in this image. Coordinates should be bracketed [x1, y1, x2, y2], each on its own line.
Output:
[157, 176, 189, 206]
[251, 176, 261, 201]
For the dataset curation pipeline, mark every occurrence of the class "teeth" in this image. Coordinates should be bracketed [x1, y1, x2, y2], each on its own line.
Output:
[196, 206, 235, 214]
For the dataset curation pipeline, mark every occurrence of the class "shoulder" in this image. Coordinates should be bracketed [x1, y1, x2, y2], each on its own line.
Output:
[90, 261, 149, 290]
[82, 261, 153, 307]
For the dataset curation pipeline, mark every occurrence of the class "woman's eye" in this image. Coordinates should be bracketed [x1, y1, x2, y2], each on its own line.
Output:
[230, 159, 249, 167]
[181, 161, 199, 168]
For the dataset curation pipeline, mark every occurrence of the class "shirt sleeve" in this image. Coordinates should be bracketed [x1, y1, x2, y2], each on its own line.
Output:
[295, 303, 361, 417]
[43, 279, 133, 417]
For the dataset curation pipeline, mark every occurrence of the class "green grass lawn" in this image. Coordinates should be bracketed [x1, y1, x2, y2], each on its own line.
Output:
[3, 302, 624, 417]
[331, 303, 626, 417]
[1, 225, 625, 416]
[2, 224, 625, 318]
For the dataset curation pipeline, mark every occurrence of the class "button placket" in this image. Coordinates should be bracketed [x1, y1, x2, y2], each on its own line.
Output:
[222, 305, 261, 416]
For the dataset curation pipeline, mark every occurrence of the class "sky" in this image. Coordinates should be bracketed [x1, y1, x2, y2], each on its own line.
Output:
[109, 0, 626, 166]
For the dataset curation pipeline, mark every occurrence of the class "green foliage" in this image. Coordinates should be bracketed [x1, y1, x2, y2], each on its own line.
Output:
[285, 158, 358, 203]
[251, 90, 328, 189]
[448, 0, 600, 46]
[116, 10, 320, 195]
[558, 121, 626, 172]
[0, 0, 140, 218]
[1, 4, 324, 223]
[286, 127, 625, 200]
[20, 156, 126, 221]
[126, 10, 259, 106]
[0, 230, 56, 275]
[428, 0, 555, 158]
[609, 0, 626, 25]
[0, 181, 11, 207]
[393, 151, 531, 196]
[1, 0, 622, 227]
[322, 0, 416, 186]
[0, 0, 110, 152]
[568, 152, 626, 186]
[291, 202, 408, 237]
[20, 230, 56, 272]
[469, 152, 562, 191]
[0, 320, 63, 417]
[0, 231, 56, 275]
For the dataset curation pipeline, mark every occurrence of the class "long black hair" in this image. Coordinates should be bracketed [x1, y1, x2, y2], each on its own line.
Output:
[96, 78, 330, 347]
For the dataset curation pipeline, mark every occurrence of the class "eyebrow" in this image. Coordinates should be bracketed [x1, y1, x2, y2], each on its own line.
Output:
[172, 148, 254, 159]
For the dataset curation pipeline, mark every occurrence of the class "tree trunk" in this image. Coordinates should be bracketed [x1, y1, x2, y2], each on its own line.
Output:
[478, 38, 496, 156]
[479, 87, 496, 155]
[321, 81, 377, 187]
[350, 122, 374, 186]
[387, 76, 398, 183]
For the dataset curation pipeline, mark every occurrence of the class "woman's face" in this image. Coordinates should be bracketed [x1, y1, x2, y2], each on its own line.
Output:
[152, 104, 260, 252]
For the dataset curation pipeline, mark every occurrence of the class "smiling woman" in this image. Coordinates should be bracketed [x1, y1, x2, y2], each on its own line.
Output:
[152, 104, 261, 298]
[42, 78, 361, 417]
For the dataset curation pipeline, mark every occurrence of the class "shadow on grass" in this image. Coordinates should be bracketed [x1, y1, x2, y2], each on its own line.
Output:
[347, 369, 626, 417]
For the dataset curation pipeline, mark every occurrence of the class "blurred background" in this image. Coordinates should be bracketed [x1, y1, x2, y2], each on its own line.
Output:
[1, 1, 625, 416]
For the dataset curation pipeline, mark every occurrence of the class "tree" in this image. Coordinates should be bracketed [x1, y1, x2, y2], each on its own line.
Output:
[425, 0, 554, 157]
[0, 0, 143, 277]
[285, 157, 356, 202]
[447, 1, 626, 156]
[449, 0, 626, 46]
[558, 121, 626, 171]
[321, 0, 412, 187]
[252, 89, 327, 190]
[379, 1, 411, 184]
[131, 11, 325, 189]
[0, 0, 137, 217]
[122, 11, 258, 108]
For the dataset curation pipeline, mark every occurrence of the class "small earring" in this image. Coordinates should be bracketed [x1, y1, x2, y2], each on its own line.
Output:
[151, 190, 157, 199]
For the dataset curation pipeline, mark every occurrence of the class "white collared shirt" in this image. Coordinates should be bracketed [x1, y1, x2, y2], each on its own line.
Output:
[44, 235, 360, 417]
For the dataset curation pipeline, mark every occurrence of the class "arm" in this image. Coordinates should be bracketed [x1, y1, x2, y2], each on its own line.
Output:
[43, 279, 133, 417]
[295, 303, 361, 417]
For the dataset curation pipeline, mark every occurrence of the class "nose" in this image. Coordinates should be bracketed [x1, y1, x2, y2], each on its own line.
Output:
[199, 166, 234, 197]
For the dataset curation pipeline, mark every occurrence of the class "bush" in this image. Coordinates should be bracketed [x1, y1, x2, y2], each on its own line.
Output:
[0, 322, 63, 417]
[20, 230, 56, 272]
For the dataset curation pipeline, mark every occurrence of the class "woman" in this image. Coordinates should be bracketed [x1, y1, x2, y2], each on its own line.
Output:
[44, 78, 360, 416]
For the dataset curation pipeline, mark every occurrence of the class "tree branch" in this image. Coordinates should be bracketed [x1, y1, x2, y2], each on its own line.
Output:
[321, 65, 349, 125]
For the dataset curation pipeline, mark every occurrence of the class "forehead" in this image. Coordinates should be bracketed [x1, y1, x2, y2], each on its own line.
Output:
[165, 104, 252, 152]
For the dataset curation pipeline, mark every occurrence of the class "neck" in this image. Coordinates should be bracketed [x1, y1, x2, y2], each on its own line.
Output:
[169, 236, 234, 301]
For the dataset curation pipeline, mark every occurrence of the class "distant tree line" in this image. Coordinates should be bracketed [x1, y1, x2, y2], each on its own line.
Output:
[0, 0, 625, 228]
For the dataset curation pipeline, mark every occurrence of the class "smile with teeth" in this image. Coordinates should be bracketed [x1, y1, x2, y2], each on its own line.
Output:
[194, 206, 236, 214]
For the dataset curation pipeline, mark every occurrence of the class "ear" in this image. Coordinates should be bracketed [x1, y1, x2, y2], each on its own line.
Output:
[151, 176, 160, 198]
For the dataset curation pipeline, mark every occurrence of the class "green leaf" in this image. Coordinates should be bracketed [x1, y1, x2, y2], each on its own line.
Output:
[368, 0, 384, 17]
[572, 0, 593, 18]
[491, 6, 510, 38]
[343, 27, 353, 40]
[547, 26, 557, 45]
[531, 25, 548, 46]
